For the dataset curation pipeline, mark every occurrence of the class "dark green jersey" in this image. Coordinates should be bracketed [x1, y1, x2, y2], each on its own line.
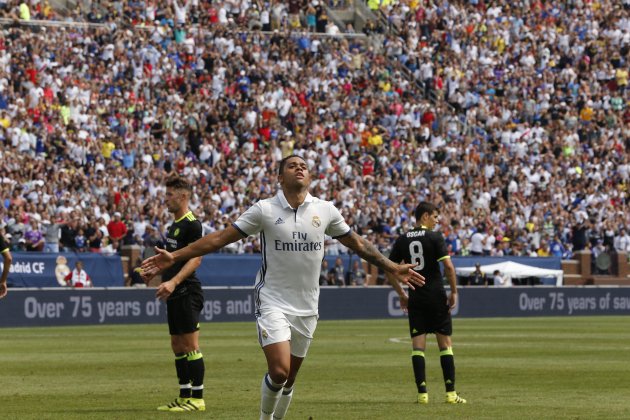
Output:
[389, 225, 450, 295]
[163, 211, 202, 288]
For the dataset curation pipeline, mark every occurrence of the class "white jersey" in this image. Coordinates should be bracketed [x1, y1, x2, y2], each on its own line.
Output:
[233, 190, 351, 316]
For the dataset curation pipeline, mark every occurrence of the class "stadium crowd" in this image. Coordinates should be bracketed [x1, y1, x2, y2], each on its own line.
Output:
[0, 0, 628, 269]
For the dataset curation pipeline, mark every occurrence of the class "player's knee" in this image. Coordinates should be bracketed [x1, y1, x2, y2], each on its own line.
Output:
[268, 367, 289, 384]
[170, 336, 197, 354]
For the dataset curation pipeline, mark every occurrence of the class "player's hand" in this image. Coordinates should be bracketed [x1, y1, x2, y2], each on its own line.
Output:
[448, 291, 458, 312]
[141, 247, 175, 278]
[141, 270, 155, 285]
[156, 280, 176, 301]
[0, 283, 7, 299]
[398, 292, 409, 314]
[395, 263, 425, 290]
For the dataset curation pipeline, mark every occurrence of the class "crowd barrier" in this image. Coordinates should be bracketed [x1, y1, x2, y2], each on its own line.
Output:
[4, 254, 562, 287]
[0, 286, 628, 328]
[198, 255, 563, 286]
[4, 254, 563, 288]
[3, 252, 125, 288]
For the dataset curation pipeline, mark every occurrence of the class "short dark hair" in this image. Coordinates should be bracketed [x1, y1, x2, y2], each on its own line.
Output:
[278, 154, 307, 175]
[165, 176, 192, 193]
[414, 202, 437, 220]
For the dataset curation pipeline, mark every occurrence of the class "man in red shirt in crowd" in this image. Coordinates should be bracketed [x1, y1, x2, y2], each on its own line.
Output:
[107, 212, 127, 250]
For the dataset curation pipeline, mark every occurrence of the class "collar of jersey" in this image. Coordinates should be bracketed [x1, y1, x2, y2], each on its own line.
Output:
[278, 190, 314, 210]
[175, 210, 193, 223]
[419, 225, 429, 229]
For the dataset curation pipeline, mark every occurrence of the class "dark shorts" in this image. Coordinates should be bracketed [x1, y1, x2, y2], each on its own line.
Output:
[166, 282, 204, 336]
[408, 290, 452, 337]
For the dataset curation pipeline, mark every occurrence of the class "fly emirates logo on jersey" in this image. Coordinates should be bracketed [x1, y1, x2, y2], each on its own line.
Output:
[275, 231, 323, 252]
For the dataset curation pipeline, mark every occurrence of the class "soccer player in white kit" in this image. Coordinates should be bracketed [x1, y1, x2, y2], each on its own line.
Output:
[142, 155, 425, 419]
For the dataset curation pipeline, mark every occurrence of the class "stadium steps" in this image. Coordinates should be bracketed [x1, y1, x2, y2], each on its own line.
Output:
[562, 274, 587, 286]
[350, 0, 469, 134]
[49, 0, 79, 16]
[564, 274, 630, 286]
[563, 275, 630, 286]
[562, 260, 579, 275]
[562, 252, 630, 285]
[326, 0, 373, 33]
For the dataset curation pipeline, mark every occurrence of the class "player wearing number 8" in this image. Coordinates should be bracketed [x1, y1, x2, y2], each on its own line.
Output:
[387, 202, 466, 405]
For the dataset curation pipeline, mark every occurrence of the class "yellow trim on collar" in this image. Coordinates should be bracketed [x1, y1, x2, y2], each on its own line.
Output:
[175, 211, 193, 223]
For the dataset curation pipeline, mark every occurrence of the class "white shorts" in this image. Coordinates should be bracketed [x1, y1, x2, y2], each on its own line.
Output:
[255, 310, 318, 358]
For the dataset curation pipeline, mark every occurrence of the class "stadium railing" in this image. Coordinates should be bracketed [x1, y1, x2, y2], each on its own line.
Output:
[0, 17, 108, 29]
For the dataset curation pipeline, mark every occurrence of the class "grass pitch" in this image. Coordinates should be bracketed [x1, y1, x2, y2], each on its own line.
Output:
[1, 317, 629, 419]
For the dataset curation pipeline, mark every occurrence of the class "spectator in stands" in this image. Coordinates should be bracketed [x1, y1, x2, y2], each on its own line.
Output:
[347, 259, 367, 286]
[468, 263, 488, 287]
[12, 1, 30, 21]
[0, 0, 626, 264]
[64, 261, 92, 288]
[24, 219, 45, 252]
[74, 228, 87, 253]
[469, 228, 485, 256]
[14, 238, 27, 252]
[319, 259, 330, 286]
[330, 256, 346, 286]
[60, 219, 79, 253]
[143, 225, 164, 259]
[42, 218, 64, 253]
[549, 235, 566, 259]
[537, 240, 551, 258]
[101, 237, 116, 256]
[614, 228, 630, 253]
[107, 212, 128, 251]
[572, 220, 589, 252]
[86, 217, 103, 253]
[483, 230, 497, 256]
[493, 270, 511, 288]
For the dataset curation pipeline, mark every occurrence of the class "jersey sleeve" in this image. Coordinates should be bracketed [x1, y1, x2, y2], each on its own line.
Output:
[325, 203, 351, 238]
[189, 220, 202, 243]
[233, 201, 264, 237]
[434, 232, 450, 261]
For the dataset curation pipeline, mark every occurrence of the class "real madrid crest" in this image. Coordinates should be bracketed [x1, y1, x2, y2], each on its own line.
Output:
[312, 216, 321, 228]
[262, 329, 269, 339]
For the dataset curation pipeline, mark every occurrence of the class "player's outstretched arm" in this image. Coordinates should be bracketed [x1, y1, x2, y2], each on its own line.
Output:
[141, 226, 244, 278]
[141, 248, 175, 280]
[338, 232, 425, 289]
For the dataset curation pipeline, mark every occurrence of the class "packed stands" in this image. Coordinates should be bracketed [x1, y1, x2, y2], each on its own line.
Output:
[0, 0, 627, 264]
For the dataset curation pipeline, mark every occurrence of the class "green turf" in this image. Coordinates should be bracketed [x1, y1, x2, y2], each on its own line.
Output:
[1, 317, 629, 419]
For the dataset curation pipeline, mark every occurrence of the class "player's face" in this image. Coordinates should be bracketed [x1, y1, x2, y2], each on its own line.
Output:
[165, 187, 186, 214]
[279, 157, 310, 189]
[425, 211, 440, 230]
